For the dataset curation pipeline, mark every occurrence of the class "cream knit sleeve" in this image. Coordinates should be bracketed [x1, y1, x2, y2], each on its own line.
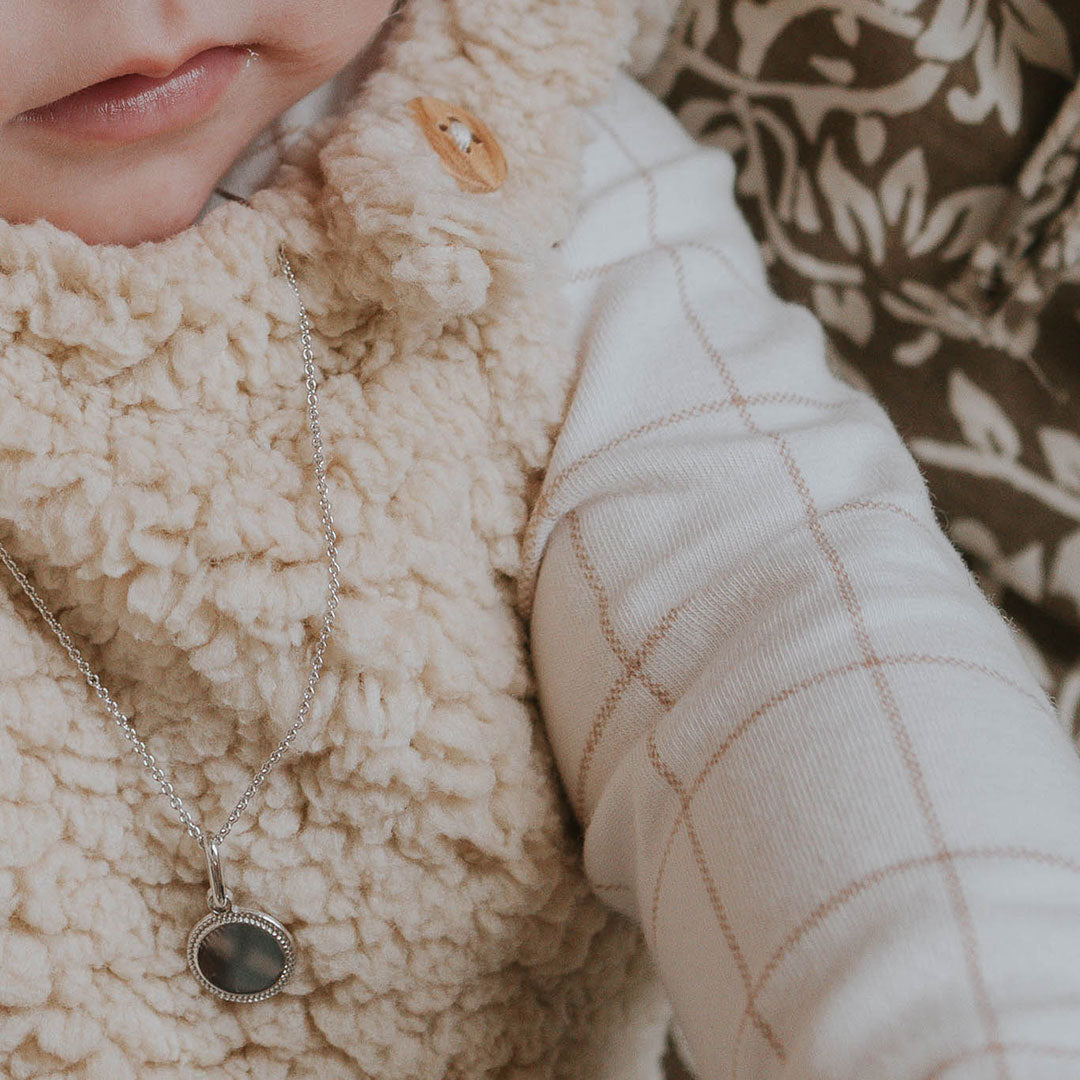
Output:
[524, 70, 1080, 1080]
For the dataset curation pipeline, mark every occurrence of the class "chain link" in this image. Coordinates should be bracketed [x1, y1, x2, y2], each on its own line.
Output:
[0, 247, 341, 850]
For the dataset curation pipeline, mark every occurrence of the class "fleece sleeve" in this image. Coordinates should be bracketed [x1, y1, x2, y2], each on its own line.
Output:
[522, 69, 1080, 1080]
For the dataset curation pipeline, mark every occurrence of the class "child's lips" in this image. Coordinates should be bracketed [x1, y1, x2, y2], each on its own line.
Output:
[10, 45, 251, 145]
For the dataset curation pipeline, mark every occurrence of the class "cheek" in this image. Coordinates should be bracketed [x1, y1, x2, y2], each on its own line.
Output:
[252, 0, 398, 77]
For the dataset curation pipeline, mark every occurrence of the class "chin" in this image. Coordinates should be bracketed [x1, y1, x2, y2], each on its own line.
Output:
[114, 198, 216, 246]
[0, 105, 266, 246]
[39, 181, 216, 247]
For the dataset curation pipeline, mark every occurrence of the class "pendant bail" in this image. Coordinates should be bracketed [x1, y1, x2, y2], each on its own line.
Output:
[202, 836, 233, 913]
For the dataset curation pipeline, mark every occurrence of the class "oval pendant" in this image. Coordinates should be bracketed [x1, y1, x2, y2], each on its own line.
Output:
[187, 836, 295, 1002]
[187, 907, 295, 1002]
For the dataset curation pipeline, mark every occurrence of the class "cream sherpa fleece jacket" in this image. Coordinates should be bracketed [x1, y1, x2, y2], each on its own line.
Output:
[9, 0, 1080, 1078]
[0, 0, 683, 1076]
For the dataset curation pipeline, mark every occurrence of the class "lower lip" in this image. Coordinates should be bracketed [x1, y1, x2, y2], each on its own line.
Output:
[11, 45, 249, 144]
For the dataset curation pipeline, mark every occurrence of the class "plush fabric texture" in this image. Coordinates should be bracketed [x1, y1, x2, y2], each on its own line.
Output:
[0, 1, 682, 1076]
[646, 0, 1080, 734]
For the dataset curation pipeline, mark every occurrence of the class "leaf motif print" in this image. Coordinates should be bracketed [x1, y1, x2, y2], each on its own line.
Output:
[809, 55, 857, 84]
[855, 116, 887, 166]
[949, 516, 1001, 563]
[1006, 0, 1074, 77]
[1038, 427, 1080, 492]
[895, 329, 942, 366]
[686, 0, 720, 52]
[833, 11, 860, 47]
[675, 97, 742, 152]
[811, 283, 875, 346]
[731, 0, 923, 77]
[908, 186, 1005, 258]
[917, 0, 988, 62]
[818, 139, 886, 263]
[1003, 540, 1048, 600]
[1049, 529, 1080, 609]
[875, 144, 1005, 261]
[947, 368, 1022, 458]
[949, 21, 1024, 132]
[880, 148, 929, 247]
[794, 167, 823, 232]
[946, 0, 1073, 132]
[917, 0, 1070, 72]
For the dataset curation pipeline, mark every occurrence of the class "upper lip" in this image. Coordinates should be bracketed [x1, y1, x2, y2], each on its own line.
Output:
[14, 41, 239, 117]
[99, 42, 233, 83]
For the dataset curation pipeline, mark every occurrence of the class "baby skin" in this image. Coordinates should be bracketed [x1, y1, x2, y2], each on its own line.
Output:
[0, 0, 395, 245]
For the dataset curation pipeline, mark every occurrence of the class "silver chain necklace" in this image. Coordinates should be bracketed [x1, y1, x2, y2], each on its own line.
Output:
[0, 247, 340, 1003]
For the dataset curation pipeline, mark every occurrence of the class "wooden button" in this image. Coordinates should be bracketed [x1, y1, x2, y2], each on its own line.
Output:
[407, 97, 507, 194]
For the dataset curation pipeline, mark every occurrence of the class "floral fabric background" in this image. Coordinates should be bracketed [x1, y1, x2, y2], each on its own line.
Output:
[644, 0, 1080, 739]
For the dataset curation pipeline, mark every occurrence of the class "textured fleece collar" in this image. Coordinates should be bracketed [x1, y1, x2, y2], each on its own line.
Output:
[0, 0, 678, 366]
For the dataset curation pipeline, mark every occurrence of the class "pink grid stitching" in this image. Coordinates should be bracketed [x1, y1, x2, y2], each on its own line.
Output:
[733, 846, 1080, 1072]
[582, 104, 1013, 1080]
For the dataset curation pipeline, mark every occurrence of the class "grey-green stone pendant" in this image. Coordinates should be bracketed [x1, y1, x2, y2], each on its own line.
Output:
[187, 838, 295, 1003]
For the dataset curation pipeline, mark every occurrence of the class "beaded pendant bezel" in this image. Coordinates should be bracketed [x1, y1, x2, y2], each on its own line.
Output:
[187, 908, 295, 1003]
